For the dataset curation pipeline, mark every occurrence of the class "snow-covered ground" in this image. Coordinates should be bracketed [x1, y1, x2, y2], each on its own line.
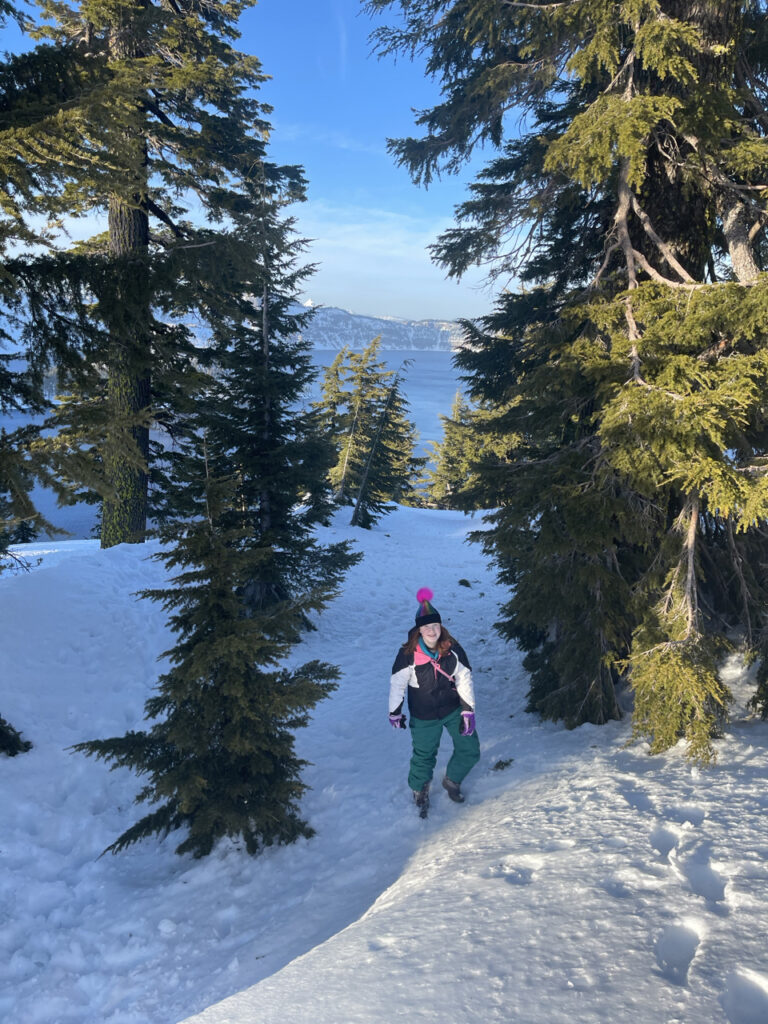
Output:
[2, 506, 768, 1024]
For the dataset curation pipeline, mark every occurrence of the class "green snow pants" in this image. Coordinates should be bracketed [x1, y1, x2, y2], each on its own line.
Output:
[407, 708, 480, 792]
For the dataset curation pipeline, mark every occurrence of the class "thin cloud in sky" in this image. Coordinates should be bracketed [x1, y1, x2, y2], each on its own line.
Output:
[302, 200, 446, 254]
[16, 197, 491, 323]
[294, 200, 495, 321]
[2, 1, 494, 322]
[334, 0, 349, 81]
[274, 121, 386, 157]
[244, 0, 493, 319]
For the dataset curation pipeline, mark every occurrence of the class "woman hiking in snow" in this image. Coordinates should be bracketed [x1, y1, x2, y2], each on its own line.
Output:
[389, 588, 480, 817]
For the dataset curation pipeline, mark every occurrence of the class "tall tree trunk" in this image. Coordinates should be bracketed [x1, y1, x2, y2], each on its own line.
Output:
[335, 396, 361, 504]
[100, 192, 151, 548]
[100, 9, 151, 548]
[717, 194, 761, 283]
[260, 280, 272, 535]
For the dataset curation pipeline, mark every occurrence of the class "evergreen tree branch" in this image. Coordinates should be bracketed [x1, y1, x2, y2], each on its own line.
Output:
[682, 133, 764, 283]
[145, 196, 185, 238]
[735, 58, 768, 135]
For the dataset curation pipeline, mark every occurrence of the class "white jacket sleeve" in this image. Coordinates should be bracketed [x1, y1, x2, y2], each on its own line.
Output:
[389, 664, 412, 714]
[453, 645, 475, 711]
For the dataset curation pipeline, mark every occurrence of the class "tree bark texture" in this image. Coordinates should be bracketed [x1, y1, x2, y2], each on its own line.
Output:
[101, 194, 151, 548]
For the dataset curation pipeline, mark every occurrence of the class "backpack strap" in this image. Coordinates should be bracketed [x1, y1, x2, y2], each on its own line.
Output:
[414, 643, 456, 683]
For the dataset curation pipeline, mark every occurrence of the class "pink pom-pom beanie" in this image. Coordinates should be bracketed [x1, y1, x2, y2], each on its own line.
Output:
[415, 587, 441, 627]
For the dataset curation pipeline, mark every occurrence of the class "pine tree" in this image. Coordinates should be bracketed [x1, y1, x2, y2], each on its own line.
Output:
[0, 714, 31, 756]
[427, 390, 479, 508]
[0, 0, 63, 753]
[322, 338, 423, 526]
[316, 347, 350, 443]
[350, 361, 423, 526]
[368, 0, 768, 760]
[1, 0, 287, 547]
[74, 164, 360, 858]
[0, 0, 84, 553]
[326, 340, 382, 504]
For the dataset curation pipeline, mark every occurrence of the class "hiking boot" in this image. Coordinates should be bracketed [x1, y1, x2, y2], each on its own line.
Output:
[412, 782, 430, 818]
[442, 776, 465, 803]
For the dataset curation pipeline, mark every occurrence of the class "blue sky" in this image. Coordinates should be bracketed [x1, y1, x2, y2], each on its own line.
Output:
[239, 0, 495, 320]
[2, 0, 498, 321]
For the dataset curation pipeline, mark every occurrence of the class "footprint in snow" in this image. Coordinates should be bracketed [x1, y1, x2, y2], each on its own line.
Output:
[599, 875, 633, 900]
[500, 866, 535, 886]
[482, 855, 541, 886]
[654, 921, 701, 986]
[720, 969, 768, 1024]
[665, 803, 707, 827]
[671, 839, 730, 914]
[650, 824, 682, 861]
[616, 780, 657, 815]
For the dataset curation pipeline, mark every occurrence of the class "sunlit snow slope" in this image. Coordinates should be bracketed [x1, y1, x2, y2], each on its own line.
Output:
[2, 508, 768, 1024]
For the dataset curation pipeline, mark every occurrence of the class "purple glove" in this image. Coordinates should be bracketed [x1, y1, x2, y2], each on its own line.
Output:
[389, 713, 406, 730]
[460, 711, 476, 736]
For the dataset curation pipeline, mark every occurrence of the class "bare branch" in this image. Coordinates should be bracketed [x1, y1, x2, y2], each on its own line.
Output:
[615, 159, 638, 288]
[630, 248, 701, 289]
[146, 197, 185, 238]
[727, 518, 753, 647]
[748, 217, 767, 243]
[629, 196, 697, 284]
[144, 94, 176, 128]
[603, 48, 636, 96]
[684, 495, 700, 637]
[149, 234, 217, 251]
[623, 297, 645, 384]
[499, 0, 581, 8]
[590, 240, 621, 288]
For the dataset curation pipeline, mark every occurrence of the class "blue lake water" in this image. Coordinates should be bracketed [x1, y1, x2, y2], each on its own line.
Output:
[312, 349, 464, 450]
[5, 349, 466, 539]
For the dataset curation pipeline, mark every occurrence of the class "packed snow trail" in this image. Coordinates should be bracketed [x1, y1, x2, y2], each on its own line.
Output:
[0, 507, 514, 1022]
[186, 728, 768, 1024]
[2, 508, 768, 1024]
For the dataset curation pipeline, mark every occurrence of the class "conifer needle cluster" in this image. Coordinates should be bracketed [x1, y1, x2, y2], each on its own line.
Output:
[319, 337, 424, 527]
[1, 0, 360, 855]
[369, 0, 768, 761]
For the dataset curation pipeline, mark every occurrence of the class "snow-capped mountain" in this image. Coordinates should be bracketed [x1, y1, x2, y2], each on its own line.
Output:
[295, 303, 464, 351]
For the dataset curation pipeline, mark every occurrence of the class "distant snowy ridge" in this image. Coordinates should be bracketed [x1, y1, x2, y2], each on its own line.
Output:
[293, 303, 464, 351]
